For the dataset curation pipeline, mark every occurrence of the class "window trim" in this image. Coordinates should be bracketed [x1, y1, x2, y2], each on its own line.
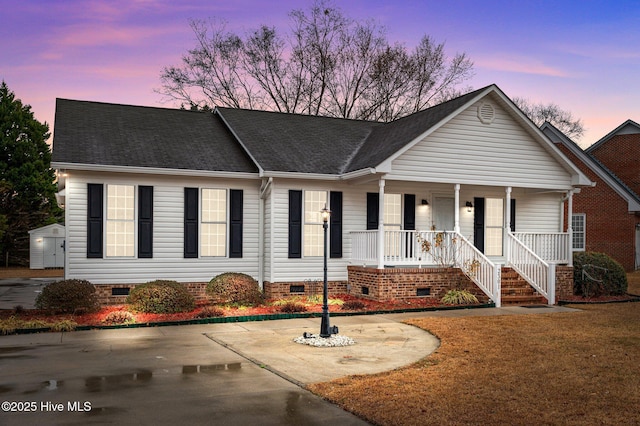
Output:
[105, 184, 136, 258]
[200, 188, 228, 258]
[572, 213, 586, 252]
[303, 190, 328, 257]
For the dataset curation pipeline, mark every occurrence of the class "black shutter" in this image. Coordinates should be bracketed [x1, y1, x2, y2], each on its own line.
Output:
[229, 189, 243, 258]
[366, 192, 379, 230]
[87, 183, 103, 258]
[510, 199, 516, 232]
[330, 191, 343, 258]
[404, 194, 416, 230]
[473, 197, 485, 253]
[138, 186, 153, 258]
[288, 190, 302, 258]
[184, 187, 198, 258]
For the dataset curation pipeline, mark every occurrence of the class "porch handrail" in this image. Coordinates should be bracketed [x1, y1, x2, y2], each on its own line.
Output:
[506, 232, 555, 305]
[351, 230, 378, 264]
[511, 232, 570, 264]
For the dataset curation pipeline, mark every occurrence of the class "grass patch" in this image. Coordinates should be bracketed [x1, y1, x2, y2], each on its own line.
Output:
[309, 300, 640, 425]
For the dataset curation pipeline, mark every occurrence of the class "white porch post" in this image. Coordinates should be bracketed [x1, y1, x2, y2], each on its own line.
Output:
[377, 178, 386, 269]
[505, 186, 512, 262]
[567, 190, 573, 267]
[454, 184, 460, 233]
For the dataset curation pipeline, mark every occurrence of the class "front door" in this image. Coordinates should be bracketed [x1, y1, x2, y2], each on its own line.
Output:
[434, 197, 454, 231]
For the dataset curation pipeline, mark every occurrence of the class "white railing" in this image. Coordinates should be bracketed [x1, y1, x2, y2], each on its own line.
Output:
[506, 232, 555, 305]
[512, 232, 570, 264]
[350, 230, 500, 306]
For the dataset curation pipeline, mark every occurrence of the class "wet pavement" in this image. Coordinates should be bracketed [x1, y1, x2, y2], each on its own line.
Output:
[0, 278, 56, 310]
[0, 278, 580, 425]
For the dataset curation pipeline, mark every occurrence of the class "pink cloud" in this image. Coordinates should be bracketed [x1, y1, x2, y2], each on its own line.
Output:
[475, 55, 569, 78]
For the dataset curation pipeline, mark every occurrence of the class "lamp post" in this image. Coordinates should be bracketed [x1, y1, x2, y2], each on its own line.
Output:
[320, 205, 332, 338]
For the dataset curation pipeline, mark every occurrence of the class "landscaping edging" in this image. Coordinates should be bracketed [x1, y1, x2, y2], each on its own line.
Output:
[2, 302, 495, 336]
[558, 294, 640, 306]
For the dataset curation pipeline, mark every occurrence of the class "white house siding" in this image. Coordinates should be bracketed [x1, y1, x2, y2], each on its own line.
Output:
[64, 171, 262, 284]
[387, 99, 574, 190]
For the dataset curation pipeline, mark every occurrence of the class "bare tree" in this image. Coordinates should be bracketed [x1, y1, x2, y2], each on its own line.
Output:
[513, 97, 585, 140]
[158, 0, 474, 121]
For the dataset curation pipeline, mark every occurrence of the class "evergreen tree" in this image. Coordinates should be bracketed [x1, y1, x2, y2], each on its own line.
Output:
[0, 81, 62, 266]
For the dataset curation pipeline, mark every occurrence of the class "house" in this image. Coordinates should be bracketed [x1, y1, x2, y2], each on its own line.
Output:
[543, 123, 640, 271]
[28, 223, 65, 269]
[51, 84, 591, 306]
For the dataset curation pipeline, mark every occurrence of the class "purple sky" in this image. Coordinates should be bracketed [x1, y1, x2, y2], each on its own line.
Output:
[2, 0, 639, 148]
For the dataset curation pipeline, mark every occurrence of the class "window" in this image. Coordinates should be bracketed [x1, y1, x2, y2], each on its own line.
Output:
[572, 214, 586, 251]
[304, 190, 327, 256]
[485, 198, 503, 256]
[106, 184, 135, 257]
[383, 193, 402, 230]
[201, 189, 227, 257]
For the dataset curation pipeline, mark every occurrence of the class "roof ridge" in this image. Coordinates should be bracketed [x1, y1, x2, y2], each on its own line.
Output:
[56, 98, 210, 115]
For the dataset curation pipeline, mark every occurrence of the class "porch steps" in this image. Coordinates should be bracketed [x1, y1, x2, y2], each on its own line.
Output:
[500, 267, 547, 306]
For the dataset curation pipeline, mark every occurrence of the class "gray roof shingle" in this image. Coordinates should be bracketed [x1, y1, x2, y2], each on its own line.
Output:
[52, 99, 258, 173]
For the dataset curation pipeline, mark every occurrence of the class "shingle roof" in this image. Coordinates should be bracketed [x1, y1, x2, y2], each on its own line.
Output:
[52, 99, 258, 173]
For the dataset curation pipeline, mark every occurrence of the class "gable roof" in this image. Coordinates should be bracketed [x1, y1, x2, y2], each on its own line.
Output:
[52, 99, 258, 174]
[542, 122, 640, 212]
[586, 119, 640, 153]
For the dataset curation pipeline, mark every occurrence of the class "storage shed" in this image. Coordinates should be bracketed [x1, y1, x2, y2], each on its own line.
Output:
[28, 224, 65, 269]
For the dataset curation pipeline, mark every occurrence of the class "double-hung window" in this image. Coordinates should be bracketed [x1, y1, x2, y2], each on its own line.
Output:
[201, 189, 227, 257]
[106, 184, 135, 257]
[572, 213, 586, 251]
[303, 190, 327, 257]
[485, 198, 504, 256]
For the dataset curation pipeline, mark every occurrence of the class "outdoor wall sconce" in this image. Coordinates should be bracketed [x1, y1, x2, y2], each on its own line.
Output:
[421, 199, 429, 205]
[465, 201, 473, 212]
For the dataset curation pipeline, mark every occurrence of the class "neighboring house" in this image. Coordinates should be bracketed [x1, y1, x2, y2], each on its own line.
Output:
[51, 84, 591, 306]
[543, 123, 640, 271]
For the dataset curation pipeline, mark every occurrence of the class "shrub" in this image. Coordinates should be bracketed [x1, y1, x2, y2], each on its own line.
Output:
[206, 273, 263, 306]
[35, 279, 100, 314]
[278, 301, 308, 313]
[441, 289, 479, 305]
[195, 306, 225, 319]
[341, 300, 366, 311]
[50, 319, 77, 332]
[573, 252, 627, 297]
[126, 280, 195, 313]
[102, 310, 136, 325]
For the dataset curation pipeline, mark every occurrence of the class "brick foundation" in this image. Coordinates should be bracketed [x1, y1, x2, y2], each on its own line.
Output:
[555, 265, 574, 302]
[263, 280, 349, 300]
[347, 265, 489, 303]
[94, 282, 209, 305]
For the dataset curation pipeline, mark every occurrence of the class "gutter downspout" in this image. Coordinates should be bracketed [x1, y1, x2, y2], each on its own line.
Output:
[258, 178, 273, 288]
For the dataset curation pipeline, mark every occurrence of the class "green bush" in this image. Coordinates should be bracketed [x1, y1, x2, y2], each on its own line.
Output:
[206, 273, 263, 306]
[441, 289, 479, 305]
[126, 280, 195, 313]
[35, 279, 100, 314]
[573, 252, 627, 297]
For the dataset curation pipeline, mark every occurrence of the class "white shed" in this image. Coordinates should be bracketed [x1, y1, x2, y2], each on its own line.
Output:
[28, 224, 65, 269]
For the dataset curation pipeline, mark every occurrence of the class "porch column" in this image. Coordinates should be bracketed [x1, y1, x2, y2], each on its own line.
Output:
[454, 184, 460, 233]
[377, 178, 386, 269]
[567, 190, 573, 266]
[505, 186, 512, 261]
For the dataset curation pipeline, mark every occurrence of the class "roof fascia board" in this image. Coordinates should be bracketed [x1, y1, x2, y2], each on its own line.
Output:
[586, 119, 640, 153]
[214, 108, 265, 176]
[376, 85, 497, 171]
[51, 162, 260, 180]
[543, 123, 640, 212]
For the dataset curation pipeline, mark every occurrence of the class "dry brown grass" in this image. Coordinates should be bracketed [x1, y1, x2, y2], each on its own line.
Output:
[309, 274, 640, 425]
[0, 267, 63, 279]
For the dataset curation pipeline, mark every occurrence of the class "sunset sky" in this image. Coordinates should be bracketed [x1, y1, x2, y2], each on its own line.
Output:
[2, 0, 639, 148]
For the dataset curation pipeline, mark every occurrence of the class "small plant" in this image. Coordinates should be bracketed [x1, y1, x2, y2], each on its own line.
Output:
[12, 305, 25, 315]
[206, 273, 264, 306]
[126, 280, 195, 313]
[277, 301, 308, 313]
[341, 300, 366, 311]
[35, 279, 100, 314]
[102, 310, 136, 325]
[441, 289, 479, 305]
[195, 306, 225, 318]
[50, 319, 77, 332]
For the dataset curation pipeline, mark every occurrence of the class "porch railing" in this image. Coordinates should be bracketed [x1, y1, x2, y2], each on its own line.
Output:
[506, 232, 555, 305]
[512, 232, 570, 264]
[350, 230, 500, 306]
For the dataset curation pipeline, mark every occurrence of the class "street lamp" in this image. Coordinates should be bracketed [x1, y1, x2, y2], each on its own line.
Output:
[319, 205, 337, 338]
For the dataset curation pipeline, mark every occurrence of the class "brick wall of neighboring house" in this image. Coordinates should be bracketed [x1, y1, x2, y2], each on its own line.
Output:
[347, 265, 489, 303]
[589, 134, 640, 196]
[556, 143, 640, 271]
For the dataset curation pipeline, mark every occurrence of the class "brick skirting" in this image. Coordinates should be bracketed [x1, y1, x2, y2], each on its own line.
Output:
[347, 265, 489, 303]
[555, 265, 574, 302]
[94, 282, 209, 305]
[263, 280, 349, 300]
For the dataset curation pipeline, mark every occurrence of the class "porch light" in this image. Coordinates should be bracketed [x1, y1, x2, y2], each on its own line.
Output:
[320, 205, 337, 338]
[466, 201, 473, 212]
[421, 199, 429, 205]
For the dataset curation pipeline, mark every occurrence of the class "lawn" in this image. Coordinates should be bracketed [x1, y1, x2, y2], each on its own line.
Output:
[308, 271, 640, 426]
